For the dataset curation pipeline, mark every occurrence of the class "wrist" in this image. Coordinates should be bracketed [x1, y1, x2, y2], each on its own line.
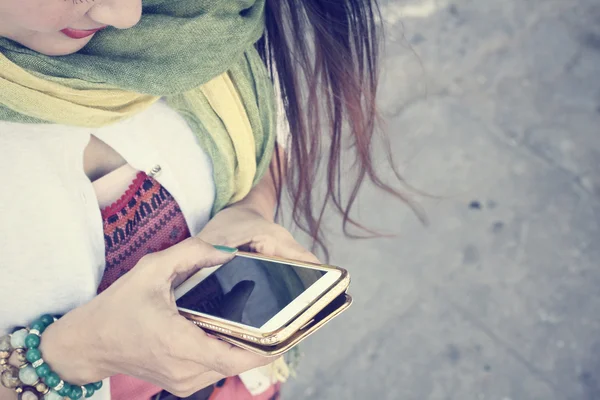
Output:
[39, 311, 108, 386]
[228, 200, 275, 222]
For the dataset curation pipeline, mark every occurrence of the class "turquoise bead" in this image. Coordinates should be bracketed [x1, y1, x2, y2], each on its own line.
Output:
[40, 314, 55, 327]
[36, 363, 51, 378]
[44, 390, 63, 400]
[26, 348, 42, 363]
[25, 334, 41, 349]
[58, 383, 72, 397]
[10, 329, 28, 349]
[69, 385, 83, 400]
[18, 365, 39, 385]
[30, 320, 46, 334]
[44, 371, 60, 388]
[84, 384, 95, 398]
[92, 381, 103, 390]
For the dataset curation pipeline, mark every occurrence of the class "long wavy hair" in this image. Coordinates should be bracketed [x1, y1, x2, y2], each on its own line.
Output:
[257, 0, 417, 258]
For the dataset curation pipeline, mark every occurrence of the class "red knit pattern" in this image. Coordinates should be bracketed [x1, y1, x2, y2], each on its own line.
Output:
[96, 172, 281, 399]
[97, 171, 191, 293]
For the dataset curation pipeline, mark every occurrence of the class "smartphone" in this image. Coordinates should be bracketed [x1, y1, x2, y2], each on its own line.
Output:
[175, 251, 349, 344]
[214, 293, 353, 357]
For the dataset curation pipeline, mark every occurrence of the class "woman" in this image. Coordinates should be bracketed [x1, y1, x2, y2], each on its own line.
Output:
[0, 0, 392, 399]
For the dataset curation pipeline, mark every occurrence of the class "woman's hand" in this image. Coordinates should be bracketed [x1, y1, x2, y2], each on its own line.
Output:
[39, 238, 272, 397]
[197, 204, 320, 264]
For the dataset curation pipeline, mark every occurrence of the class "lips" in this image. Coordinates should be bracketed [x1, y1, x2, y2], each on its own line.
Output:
[60, 26, 107, 39]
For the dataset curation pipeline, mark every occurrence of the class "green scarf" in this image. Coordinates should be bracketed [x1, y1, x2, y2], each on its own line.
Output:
[0, 1, 315, 368]
[0, 0, 275, 215]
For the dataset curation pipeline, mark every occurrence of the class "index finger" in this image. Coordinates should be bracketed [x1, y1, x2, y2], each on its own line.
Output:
[173, 316, 274, 376]
[274, 239, 321, 264]
[195, 330, 275, 376]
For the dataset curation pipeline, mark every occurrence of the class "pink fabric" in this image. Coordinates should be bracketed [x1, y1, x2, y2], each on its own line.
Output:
[111, 375, 162, 400]
[211, 377, 281, 400]
[109, 375, 281, 400]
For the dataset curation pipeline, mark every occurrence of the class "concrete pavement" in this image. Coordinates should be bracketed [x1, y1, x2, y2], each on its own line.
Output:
[284, 0, 600, 399]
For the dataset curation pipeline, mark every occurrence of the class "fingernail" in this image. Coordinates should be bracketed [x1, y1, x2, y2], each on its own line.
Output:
[213, 245, 238, 254]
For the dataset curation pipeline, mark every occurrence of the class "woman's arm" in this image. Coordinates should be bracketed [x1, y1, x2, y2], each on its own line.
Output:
[198, 145, 320, 263]
[0, 240, 271, 399]
[230, 144, 286, 222]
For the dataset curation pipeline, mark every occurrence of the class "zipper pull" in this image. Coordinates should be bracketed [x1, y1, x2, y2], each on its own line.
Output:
[147, 164, 162, 178]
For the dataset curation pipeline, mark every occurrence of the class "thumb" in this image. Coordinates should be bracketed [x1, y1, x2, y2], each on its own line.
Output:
[275, 239, 321, 264]
[150, 237, 237, 285]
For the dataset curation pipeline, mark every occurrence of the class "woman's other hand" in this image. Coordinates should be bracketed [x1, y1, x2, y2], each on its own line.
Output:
[197, 204, 320, 264]
[39, 238, 272, 397]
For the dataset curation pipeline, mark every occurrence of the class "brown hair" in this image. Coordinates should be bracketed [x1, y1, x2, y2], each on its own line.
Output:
[258, 0, 418, 258]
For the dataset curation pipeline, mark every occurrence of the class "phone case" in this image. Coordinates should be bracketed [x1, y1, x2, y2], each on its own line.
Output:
[211, 293, 353, 356]
[179, 251, 350, 345]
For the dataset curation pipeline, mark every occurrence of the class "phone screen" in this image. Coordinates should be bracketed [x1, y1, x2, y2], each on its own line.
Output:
[176, 256, 327, 328]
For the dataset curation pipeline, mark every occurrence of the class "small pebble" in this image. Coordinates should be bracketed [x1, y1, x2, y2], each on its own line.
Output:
[469, 200, 482, 210]
[491, 221, 505, 233]
[410, 33, 426, 45]
[487, 200, 498, 209]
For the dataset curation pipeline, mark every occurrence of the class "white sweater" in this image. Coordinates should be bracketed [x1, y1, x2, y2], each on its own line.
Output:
[0, 96, 289, 398]
[0, 100, 217, 399]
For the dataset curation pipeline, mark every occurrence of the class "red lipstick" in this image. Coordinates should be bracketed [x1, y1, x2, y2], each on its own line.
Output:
[60, 26, 107, 39]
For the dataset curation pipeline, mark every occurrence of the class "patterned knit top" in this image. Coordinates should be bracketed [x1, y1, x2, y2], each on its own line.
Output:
[96, 172, 281, 400]
[98, 171, 190, 293]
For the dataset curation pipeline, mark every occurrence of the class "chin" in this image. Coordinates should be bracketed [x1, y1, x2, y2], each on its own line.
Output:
[14, 34, 93, 56]
[38, 45, 88, 56]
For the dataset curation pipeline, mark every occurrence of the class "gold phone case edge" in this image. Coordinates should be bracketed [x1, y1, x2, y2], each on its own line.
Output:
[213, 293, 353, 356]
[178, 252, 350, 345]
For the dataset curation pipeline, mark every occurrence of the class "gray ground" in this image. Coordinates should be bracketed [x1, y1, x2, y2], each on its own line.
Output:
[284, 0, 600, 399]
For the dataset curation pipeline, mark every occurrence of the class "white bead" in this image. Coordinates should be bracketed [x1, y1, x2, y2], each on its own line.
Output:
[19, 365, 39, 385]
[29, 329, 41, 336]
[21, 390, 39, 400]
[45, 390, 63, 400]
[81, 386, 87, 398]
[10, 329, 28, 349]
[32, 359, 44, 368]
[53, 380, 64, 391]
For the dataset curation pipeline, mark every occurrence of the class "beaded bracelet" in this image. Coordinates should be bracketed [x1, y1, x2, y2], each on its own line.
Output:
[0, 315, 102, 400]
